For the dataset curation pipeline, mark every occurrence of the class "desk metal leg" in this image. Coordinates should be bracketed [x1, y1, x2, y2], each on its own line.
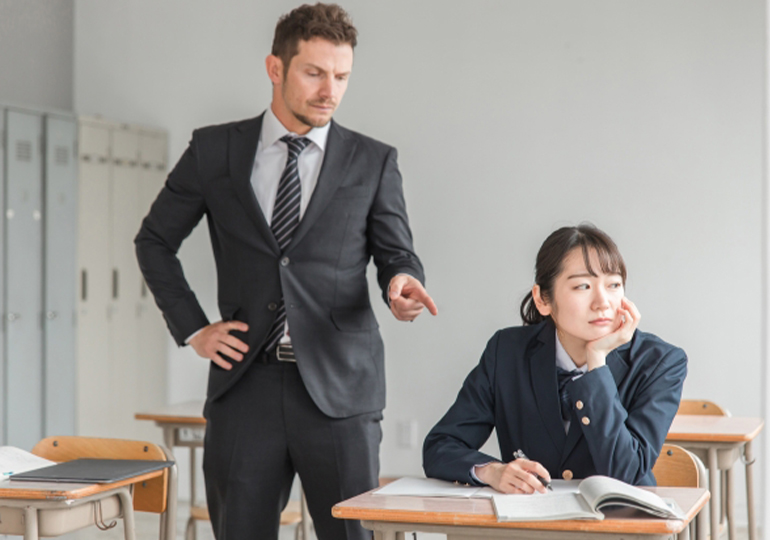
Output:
[190, 443, 198, 540]
[744, 441, 757, 540]
[117, 487, 137, 540]
[696, 496, 708, 540]
[708, 448, 718, 540]
[23, 506, 38, 540]
[725, 465, 735, 540]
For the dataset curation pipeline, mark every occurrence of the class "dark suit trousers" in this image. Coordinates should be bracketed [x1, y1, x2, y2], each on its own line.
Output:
[202, 358, 381, 540]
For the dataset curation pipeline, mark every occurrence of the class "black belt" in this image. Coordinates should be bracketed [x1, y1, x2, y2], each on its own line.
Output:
[258, 344, 297, 364]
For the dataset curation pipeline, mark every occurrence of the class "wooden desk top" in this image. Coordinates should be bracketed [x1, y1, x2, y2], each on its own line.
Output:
[0, 469, 164, 501]
[135, 401, 206, 425]
[333, 486, 709, 535]
[667, 415, 764, 443]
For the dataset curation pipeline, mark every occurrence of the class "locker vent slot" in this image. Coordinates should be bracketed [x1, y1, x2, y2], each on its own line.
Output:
[16, 140, 33, 162]
[81, 270, 88, 301]
[55, 146, 69, 165]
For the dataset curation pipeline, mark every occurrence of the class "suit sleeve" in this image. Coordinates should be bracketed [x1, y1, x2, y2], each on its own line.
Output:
[422, 332, 502, 486]
[367, 148, 426, 304]
[135, 134, 210, 346]
[568, 344, 687, 485]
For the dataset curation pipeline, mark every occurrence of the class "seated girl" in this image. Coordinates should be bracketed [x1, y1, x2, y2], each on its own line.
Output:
[422, 224, 687, 493]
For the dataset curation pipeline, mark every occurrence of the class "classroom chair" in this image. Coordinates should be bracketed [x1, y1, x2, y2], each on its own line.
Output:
[653, 443, 707, 540]
[30, 435, 178, 540]
[678, 399, 733, 535]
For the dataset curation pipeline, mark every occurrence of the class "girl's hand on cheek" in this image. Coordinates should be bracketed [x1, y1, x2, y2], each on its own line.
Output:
[585, 298, 641, 370]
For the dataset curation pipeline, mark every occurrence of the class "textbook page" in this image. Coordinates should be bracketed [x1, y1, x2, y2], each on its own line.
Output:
[0, 446, 55, 476]
[578, 476, 685, 520]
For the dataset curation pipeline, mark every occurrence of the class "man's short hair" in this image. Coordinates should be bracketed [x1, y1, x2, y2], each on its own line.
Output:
[272, 3, 358, 75]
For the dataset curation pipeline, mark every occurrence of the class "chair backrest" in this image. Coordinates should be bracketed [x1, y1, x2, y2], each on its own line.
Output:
[677, 399, 729, 416]
[652, 444, 702, 487]
[32, 436, 170, 513]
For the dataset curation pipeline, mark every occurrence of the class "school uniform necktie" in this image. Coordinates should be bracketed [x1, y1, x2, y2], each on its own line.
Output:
[557, 366, 582, 421]
[264, 135, 311, 353]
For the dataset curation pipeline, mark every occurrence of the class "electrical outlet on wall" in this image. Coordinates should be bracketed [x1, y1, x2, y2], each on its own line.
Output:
[397, 420, 419, 449]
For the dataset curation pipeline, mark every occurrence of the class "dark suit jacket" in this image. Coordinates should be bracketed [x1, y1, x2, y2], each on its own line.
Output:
[423, 320, 687, 486]
[135, 113, 424, 418]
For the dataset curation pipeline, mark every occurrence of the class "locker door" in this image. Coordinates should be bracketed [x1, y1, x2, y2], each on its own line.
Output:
[44, 115, 78, 437]
[0, 109, 6, 444]
[77, 120, 112, 436]
[110, 126, 141, 438]
[5, 110, 44, 449]
[136, 131, 169, 440]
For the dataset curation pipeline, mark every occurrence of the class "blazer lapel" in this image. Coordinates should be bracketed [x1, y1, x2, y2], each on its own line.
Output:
[228, 114, 280, 255]
[286, 121, 357, 251]
[530, 323, 567, 454]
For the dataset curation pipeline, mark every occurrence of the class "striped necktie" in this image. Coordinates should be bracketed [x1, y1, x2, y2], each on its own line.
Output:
[263, 135, 311, 352]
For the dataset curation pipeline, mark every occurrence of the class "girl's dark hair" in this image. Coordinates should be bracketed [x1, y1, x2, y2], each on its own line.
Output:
[520, 224, 627, 325]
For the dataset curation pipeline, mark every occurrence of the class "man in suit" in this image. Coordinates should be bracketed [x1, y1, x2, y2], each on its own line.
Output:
[135, 4, 436, 539]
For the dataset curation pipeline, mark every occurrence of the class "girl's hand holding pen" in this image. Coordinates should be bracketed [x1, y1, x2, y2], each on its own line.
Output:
[474, 452, 552, 494]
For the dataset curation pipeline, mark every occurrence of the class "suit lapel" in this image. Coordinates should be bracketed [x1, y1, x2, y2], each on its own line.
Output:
[530, 323, 567, 454]
[229, 114, 280, 255]
[286, 121, 357, 251]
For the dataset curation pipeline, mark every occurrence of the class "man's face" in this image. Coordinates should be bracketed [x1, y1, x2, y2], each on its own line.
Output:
[268, 38, 353, 133]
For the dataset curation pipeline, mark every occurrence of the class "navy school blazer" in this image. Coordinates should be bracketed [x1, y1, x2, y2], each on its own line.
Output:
[423, 320, 687, 486]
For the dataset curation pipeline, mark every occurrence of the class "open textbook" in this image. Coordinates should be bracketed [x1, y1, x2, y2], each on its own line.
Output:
[374, 476, 684, 522]
[0, 446, 55, 477]
[492, 475, 685, 522]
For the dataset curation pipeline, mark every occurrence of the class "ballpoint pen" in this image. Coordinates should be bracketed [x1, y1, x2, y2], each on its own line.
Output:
[513, 449, 553, 491]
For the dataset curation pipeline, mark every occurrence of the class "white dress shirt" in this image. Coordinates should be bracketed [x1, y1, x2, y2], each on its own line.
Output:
[186, 107, 331, 345]
[252, 108, 330, 345]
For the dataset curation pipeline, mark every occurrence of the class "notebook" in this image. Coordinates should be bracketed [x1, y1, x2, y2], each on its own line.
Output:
[10, 459, 173, 484]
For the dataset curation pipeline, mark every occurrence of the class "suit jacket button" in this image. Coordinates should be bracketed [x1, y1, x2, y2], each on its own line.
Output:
[268, 302, 278, 311]
[281, 257, 290, 267]
[581, 416, 590, 426]
[562, 469, 573, 481]
[575, 400, 584, 410]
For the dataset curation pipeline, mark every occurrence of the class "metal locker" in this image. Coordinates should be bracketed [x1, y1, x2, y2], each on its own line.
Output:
[76, 119, 113, 436]
[5, 109, 44, 449]
[136, 129, 169, 440]
[110, 125, 142, 438]
[43, 114, 78, 437]
[0, 108, 6, 444]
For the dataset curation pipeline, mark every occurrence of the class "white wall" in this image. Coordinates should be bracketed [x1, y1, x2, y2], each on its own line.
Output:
[0, 0, 74, 110]
[74, 0, 765, 524]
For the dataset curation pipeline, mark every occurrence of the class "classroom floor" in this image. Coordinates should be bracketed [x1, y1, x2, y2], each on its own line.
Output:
[67, 501, 752, 540]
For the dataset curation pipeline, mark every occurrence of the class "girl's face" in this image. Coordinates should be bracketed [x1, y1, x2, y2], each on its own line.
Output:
[534, 247, 625, 348]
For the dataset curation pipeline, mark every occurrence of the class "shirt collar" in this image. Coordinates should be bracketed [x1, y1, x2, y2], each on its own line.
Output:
[554, 330, 588, 374]
[260, 106, 330, 151]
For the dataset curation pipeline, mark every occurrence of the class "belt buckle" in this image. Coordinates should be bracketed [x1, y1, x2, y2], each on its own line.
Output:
[276, 345, 296, 362]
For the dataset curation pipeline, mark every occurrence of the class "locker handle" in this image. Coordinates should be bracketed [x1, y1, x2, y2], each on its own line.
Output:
[112, 269, 119, 299]
[81, 270, 87, 301]
[7, 313, 20, 322]
[46, 311, 58, 320]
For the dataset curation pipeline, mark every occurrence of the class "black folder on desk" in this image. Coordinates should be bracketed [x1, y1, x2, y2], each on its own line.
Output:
[9, 459, 173, 484]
